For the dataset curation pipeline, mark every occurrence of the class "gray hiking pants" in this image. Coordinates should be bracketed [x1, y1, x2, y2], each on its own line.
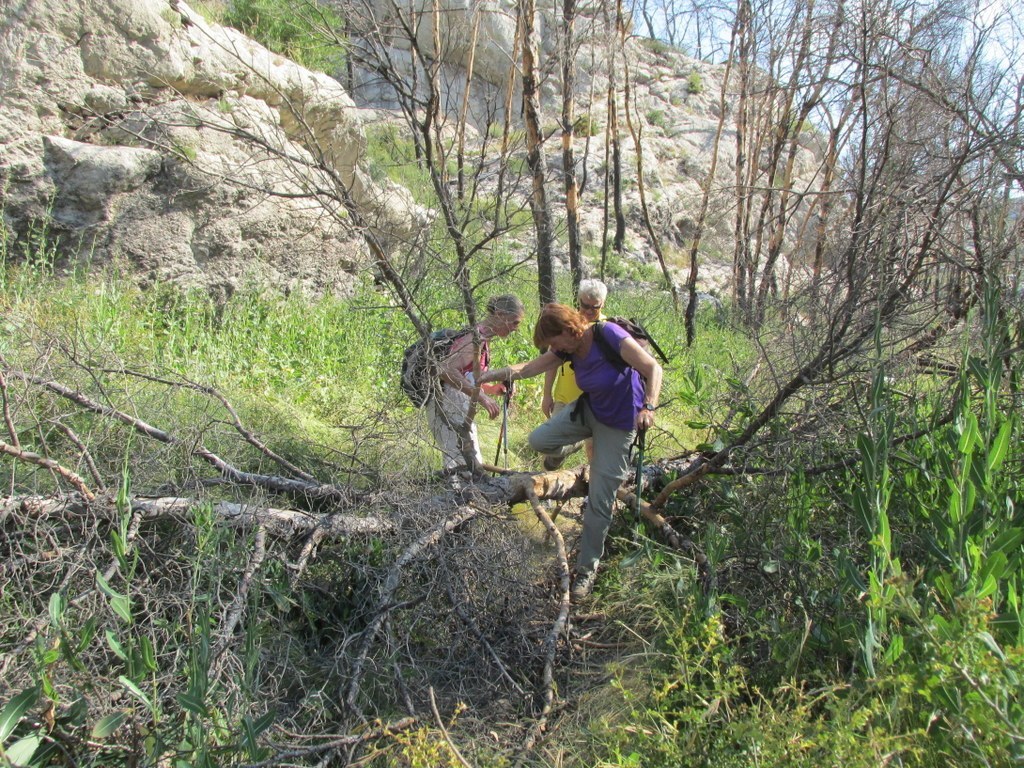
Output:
[426, 384, 483, 471]
[529, 398, 634, 575]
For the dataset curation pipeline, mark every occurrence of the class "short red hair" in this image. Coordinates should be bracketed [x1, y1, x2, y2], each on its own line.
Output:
[533, 303, 588, 349]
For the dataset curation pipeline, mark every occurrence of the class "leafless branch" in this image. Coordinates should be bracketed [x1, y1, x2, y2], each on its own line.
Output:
[346, 504, 484, 713]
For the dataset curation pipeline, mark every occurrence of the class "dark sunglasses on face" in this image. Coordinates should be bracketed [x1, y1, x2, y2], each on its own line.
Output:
[579, 301, 603, 311]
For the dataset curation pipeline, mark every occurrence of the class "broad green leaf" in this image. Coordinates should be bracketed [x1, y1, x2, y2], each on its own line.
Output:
[933, 614, 954, 641]
[986, 421, 1012, 473]
[977, 631, 1006, 661]
[249, 709, 276, 736]
[933, 574, 955, 603]
[105, 629, 127, 661]
[883, 633, 904, 665]
[958, 412, 979, 455]
[963, 479, 977, 517]
[857, 433, 876, 476]
[111, 529, 126, 561]
[879, 512, 891, 555]
[853, 489, 872, 532]
[177, 692, 207, 717]
[4, 732, 42, 765]
[967, 355, 989, 386]
[0, 686, 40, 743]
[140, 636, 157, 673]
[118, 676, 153, 711]
[76, 618, 98, 654]
[242, 717, 259, 757]
[111, 595, 132, 624]
[948, 487, 962, 525]
[619, 549, 645, 568]
[978, 552, 1008, 595]
[96, 574, 132, 623]
[26, 737, 62, 765]
[95, 571, 122, 601]
[977, 572, 997, 599]
[64, 697, 89, 727]
[861, 623, 877, 677]
[48, 592, 66, 628]
[990, 528, 1024, 558]
[91, 711, 128, 739]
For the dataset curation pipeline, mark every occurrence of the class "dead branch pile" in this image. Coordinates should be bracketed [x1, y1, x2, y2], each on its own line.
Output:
[0, 338, 699, 765]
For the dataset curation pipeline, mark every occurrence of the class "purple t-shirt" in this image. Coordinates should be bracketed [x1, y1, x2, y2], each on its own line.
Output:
[570, 322, 644, 430]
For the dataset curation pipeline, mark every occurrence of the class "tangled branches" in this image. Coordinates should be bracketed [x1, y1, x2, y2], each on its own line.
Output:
[1, 335, 689, 765]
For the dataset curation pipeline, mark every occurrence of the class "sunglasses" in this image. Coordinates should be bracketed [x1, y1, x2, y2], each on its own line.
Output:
[578, 301, 603, 311]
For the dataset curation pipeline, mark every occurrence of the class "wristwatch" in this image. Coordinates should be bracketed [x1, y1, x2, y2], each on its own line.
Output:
[642, 403, 656, 412]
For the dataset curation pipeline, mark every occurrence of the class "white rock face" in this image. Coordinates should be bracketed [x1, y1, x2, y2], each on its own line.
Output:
[0, 0, 428, 296]
[346, 12, 823, 295]
[0, 0, 822, 297]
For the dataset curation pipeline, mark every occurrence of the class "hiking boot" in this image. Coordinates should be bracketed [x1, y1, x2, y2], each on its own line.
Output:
[570, 569, 597, 602]
[543, 455, 565, 471]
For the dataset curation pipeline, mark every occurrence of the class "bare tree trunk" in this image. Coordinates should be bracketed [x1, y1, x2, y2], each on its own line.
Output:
[638, 0, 656, 39]
[561, 0, 582, 297]
[683, 16, 738, 345]
[456, 11, 482, 202]
[751, 0, 829, 328]
[611, 2, 626, 255]
[600, 31, 613, 279]
[808, 93, 855, 317]
[494, 1, 524, 234]
[521, 0, 556, 305]
[732, 0, 753, 321]
[620, 19, 680, 309]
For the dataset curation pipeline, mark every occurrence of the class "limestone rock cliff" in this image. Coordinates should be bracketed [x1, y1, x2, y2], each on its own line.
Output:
[0, 0, 426, 296]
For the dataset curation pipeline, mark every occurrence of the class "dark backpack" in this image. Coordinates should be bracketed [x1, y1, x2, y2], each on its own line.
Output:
[593, 318, 669, 372]
[400, 328, 472, 407]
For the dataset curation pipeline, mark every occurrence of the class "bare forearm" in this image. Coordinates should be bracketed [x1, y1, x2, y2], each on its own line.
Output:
[440, 369, 475, 396]
[641, 365, 662, 407]
[543, 368, 556, 398]
[481, 352, 561, 384]
[620, 339, 663, 407]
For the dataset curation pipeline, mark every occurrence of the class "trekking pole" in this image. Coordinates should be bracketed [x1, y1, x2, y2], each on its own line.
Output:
[501, 396, 509, 468]
[494, 382, 513, 468]
[633, 427, 647, 521]
[495, 403, 507, 468]
[497, 382, 509, 466]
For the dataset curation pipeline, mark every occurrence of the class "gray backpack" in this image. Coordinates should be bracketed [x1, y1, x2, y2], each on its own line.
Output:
[400, 329, 471, 407]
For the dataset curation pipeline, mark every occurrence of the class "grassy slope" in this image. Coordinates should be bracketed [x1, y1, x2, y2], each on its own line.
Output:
[3, 257, 1022, 766]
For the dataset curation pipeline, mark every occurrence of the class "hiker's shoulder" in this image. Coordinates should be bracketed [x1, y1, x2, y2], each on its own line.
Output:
[598, 318, 631, 344]
[444, 327, 477, 353]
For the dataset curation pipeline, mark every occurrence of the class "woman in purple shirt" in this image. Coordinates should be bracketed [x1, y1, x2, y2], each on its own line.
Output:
[478, 303, 663, 601]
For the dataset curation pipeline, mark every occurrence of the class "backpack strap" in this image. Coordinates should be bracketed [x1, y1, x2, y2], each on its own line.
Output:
[636, 324, 670, 365]
[606, 316, 670, 365]
[591, 321, 629, 373]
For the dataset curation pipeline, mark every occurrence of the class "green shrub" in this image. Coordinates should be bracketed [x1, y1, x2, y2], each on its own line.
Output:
[573, 113, 600, 137]
[190, 0, 228, 24]
[223, 0, 346, 73]
[639, 38, 677, 56]
[645, 109, 667, 129]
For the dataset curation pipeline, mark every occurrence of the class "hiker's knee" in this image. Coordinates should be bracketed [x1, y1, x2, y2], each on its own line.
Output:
[528, 425, 554, 453]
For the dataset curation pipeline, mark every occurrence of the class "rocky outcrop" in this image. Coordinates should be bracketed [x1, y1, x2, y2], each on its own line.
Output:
[0, 0, 427, 296]
[0, 0, 823, 298]
[347, 15, 823, 295]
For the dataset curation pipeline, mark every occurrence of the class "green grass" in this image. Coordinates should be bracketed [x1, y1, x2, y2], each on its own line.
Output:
[221, 0, 346, 74]
[3, 232, 1023, 767]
